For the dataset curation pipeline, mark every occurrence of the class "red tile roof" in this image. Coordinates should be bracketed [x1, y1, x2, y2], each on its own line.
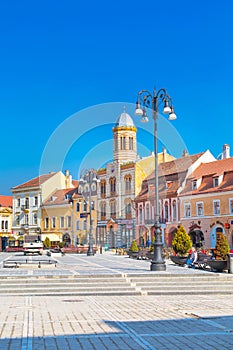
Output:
[0, 195, 12, 207]
[180, 157, 233, 196]
[43, 187, 78, 206]
[12, 172, 58, 190]
[135, 153, 205, 202]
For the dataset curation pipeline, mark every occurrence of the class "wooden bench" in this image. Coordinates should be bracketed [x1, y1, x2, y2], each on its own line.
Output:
[193, 253, 211, 269]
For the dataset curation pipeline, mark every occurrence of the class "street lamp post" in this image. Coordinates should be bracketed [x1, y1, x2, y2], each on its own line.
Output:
[135, 87, 176, 271]
[86, 196, 94, 256]
[79, 170, 99, 256]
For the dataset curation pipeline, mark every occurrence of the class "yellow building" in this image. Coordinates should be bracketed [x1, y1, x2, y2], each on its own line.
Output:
[41, 187, 77, 247]
[0, 195, 13, 251]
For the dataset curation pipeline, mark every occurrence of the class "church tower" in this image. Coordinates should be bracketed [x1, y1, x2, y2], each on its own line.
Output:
[112, 108, 137, 163]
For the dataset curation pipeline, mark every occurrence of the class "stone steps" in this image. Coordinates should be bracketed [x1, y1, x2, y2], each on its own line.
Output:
[0, 273, 233, 296]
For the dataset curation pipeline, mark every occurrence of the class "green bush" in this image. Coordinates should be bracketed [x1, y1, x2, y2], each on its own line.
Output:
[215, 232, 230, 260]
[43, 237, 51, 249]
[129, 240, 139, 252]
[172, 225, 192, 256]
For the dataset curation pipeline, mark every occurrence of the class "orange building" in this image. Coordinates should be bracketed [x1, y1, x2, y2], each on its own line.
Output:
[179, 156, 233, 249]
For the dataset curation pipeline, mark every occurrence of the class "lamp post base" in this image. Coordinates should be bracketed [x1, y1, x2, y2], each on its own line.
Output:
[87, 245, 94, 256]
[150, 261, 166, 271]
[150, 240, 166, 271]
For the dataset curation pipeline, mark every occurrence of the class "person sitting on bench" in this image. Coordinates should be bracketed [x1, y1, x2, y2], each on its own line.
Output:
[185, 247, 198, 268]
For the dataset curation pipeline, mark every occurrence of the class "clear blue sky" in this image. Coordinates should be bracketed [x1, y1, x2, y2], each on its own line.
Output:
[1, 0, 233, 195]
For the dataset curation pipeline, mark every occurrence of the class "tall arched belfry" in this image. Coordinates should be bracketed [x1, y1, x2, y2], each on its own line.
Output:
[112, 108, 137, 163]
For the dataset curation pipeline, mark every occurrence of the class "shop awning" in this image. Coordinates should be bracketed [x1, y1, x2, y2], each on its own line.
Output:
[41, 233, 61, 242]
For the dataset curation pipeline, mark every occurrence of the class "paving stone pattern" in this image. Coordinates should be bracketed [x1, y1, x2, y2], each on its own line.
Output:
[0, 252, 233, 349]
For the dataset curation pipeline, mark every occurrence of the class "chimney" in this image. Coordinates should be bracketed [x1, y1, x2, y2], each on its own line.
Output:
[162, 148, 167, 162]
[65, 170, 72, 188]
[222, 144, 230, 159]
[182, 149, 188, 157]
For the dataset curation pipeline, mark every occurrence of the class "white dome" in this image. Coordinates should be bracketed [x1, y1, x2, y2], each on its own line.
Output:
[115, 111, 135, 127]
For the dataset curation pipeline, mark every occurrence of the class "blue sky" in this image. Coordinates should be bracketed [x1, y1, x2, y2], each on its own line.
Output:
[1, 0, 233, 195]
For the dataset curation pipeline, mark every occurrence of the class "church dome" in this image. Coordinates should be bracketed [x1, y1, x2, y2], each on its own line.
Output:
[115, 110, 135, 128]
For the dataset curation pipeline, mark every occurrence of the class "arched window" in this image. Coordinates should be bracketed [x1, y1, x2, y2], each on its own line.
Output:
[124, 175, 132, 193]
[164, 201, 169, 221]
[100, 180, 106, 198]
[83, 201, 87, 212]
[145, 203, 150, 221]
[109, 177, 116, 196]
[110, 200, 116, 219]
[125, 201, 132, 219]
[172, 200, 177, 221]
[101, 202, 106, 220]
[129, 137, 134, 150]
[139, 205, 143, 224]
[76, 202, 80, 212]
[120, 136, 126, 150]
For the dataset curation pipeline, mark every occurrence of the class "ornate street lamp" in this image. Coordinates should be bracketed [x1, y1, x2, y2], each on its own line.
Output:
[135, 87, 176, 271]
[79, 170, 99, 256]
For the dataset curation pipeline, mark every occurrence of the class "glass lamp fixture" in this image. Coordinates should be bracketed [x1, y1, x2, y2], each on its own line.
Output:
[135, 101, 143, 116]
[163, 100, 172, 114]
[168, 106, 177, 120]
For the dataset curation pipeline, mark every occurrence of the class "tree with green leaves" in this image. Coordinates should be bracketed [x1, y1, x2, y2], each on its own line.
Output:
[43, 237, 51, 249]
[172, 225, 192, 256]
[215, 232, 230, 260]
[129, 240, 139, 252]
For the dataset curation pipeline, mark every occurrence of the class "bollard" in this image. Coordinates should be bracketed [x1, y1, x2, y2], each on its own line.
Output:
[228, 253, 233, 273]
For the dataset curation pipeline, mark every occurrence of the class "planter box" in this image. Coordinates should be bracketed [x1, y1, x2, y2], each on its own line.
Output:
[170, 255, 187, 266]
[207, 259, 228, 272]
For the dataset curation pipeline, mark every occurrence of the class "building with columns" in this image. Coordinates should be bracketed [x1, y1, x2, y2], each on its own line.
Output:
[96, 109, 175, 248]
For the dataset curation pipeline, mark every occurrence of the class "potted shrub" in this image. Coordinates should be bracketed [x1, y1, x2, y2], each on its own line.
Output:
[128, 240, 139, 258]
[208, 232, 230, 272]
[170, 225, 192, 265]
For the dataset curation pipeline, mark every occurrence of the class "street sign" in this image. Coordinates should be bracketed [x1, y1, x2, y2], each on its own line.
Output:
[80, 213, 88, 218]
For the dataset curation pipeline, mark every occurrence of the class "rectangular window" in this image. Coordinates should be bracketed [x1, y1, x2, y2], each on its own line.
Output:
[34, 196, 38, 206]
[33, 214, 38, 225]
[83, 220, 87, 230]
[76, 220, 79, 230]
[184, 203, 191, 217]
[230, 199, 233, 215]
[60, 216, 64, 228]
[16, 215, 20, 226]
[52, 217, 56, 228]
[45, 217, 49, 229]
[67, 216, 71, 228]
[196, 202, 204, 216]
[17, 198, 20, 207]
[192, 180, 197, 190]
[213, 200, 220, 215]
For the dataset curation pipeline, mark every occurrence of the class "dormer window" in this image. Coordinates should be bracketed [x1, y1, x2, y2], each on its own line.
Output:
[213, 177, 219, 187]
[166, 181, 172, 189]
[192, 180, 197, 190]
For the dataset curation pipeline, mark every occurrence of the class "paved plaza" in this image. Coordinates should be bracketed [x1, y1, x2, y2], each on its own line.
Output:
[0, 251, 233, 349]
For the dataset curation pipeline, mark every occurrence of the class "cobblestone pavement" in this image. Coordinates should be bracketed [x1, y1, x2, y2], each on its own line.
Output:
[0, 252, 233, 349]
[0, 251, 219, 276]
[0, 294, 233, 350]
